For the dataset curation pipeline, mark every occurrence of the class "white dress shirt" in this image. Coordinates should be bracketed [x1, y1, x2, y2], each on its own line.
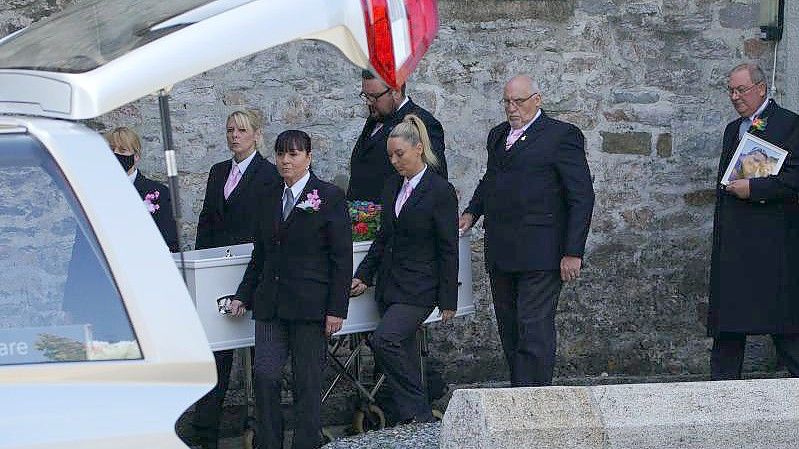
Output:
[232, 149, 258, 176]
[283, 170, 311, 211]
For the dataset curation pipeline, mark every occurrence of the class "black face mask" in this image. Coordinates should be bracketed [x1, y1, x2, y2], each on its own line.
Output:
[115, 153, 135, 172]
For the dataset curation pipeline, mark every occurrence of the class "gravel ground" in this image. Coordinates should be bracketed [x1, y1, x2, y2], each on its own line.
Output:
[322, 422, 441, 449]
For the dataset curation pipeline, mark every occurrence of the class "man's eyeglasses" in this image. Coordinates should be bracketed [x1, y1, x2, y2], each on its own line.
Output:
[359, 87, 391, 103]
[500, 93, 538, 107]
[727, 82, 763, 97]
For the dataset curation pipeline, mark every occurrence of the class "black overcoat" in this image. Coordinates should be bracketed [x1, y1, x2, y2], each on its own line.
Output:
[708, 100, 799, 336]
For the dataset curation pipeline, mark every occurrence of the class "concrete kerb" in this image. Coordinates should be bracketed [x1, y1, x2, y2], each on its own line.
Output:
[440, 378, 799, 449]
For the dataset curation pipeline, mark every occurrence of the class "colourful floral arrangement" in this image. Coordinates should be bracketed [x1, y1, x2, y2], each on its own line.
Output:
[143, 190, 160, 214]
[349, 201, 382, 242]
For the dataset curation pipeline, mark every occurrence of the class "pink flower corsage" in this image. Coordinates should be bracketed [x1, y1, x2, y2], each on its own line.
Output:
[296, 189, 322, 212]
[143, 190, 160, 214]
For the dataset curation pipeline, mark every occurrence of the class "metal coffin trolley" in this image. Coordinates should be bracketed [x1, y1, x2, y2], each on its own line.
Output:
[175, 233, 474, 439]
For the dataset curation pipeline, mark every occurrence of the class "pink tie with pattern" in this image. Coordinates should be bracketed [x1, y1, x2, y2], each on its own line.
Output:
[223, 165, 241, 199]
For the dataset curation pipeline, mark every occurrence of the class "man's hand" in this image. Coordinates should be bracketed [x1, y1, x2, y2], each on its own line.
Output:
[325, 315, 344, 337]
[350, 278, 368, 297]
[458, 213, 475, 235]
[440, 309, 456, 324]
[560, 256, 582, 282]
[228, 299, 247, 317]
[725, 179, 751, 199]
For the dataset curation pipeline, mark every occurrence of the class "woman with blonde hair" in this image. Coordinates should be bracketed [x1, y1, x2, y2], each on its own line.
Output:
[104, 126, 178, 252]
[192, 109, 279, 449]
[351, 114, 458, 424]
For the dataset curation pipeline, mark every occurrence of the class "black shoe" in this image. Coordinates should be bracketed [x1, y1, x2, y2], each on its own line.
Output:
[397, 414, 435, 426]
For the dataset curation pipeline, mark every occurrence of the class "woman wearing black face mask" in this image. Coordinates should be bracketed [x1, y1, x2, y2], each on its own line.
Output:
[104, 127, 179, 252]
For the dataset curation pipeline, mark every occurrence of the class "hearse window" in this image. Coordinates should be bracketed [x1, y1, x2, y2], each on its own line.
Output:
[0, 133, 141, 365]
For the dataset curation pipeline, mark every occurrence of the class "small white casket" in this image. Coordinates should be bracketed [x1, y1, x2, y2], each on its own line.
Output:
[340, 235, 475, 335]
[174, 244, 255, 351]
[175, 235, 475, 349]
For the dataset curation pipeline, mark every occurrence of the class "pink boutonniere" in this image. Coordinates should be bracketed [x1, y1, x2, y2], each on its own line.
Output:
[296, 189, 322, 212]
[143, 190, 160, 214]
[751, 117, 767, 132]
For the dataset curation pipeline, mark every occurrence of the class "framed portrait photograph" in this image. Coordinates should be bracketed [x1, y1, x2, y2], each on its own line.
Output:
[721, 132, 789, 186]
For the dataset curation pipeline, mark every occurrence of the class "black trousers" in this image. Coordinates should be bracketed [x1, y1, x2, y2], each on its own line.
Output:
[254, 319, 326, 449]
[489, 270, 562, 387]
[711, 332, 799, 380]
[372, 302, 435, 423]
[191, 348, 236, 449]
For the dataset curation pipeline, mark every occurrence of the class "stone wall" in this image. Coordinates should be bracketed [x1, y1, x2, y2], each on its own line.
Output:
[785, 0, 799, 112]
[1, 0, 790, 388]
[0, 165, 74, 331]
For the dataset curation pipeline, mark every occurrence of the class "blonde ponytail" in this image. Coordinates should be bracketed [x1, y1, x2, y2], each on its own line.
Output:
[388, 114, 440, 169]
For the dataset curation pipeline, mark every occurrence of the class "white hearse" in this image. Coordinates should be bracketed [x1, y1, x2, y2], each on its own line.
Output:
[0, 0, 438, 447]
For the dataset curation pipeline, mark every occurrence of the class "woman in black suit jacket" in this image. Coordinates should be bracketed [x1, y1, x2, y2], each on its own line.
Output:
[196, 110, 280, 250]
[231, 130, 352, 449]
[191, 110, 279, 449]
[351, 114, 458, 424]
[104, 127, 178, 252]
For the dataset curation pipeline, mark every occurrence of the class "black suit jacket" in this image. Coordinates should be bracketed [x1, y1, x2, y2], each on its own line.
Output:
[133, 171, 178, 252]
[465, 112, 595, 272]
[709, 99, 799, 335]
[354, 170, 458, 310]
[347, 98, 447, 203]
[235, 173, 352, 322]
[196, 152, 280, 249]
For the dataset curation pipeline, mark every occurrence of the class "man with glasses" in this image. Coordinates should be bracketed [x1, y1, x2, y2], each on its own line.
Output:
[458, 74, 594, 387]
[708, 63, 799, 380]
[347, 70, 447, 203]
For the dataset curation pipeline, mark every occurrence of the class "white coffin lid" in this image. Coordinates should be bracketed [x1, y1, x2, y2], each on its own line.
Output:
[0, 0, 369, 120]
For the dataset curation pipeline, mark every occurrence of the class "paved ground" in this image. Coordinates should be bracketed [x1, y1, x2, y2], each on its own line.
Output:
[215, 423, 440, 449]
[215, 425, 350, 449]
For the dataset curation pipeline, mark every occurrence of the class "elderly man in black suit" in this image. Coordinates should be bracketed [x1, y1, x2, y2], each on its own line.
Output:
[230, 130, 351, 449]
[459, 75, 594, 387]
[192, 110, 280, 449]
[347, 70, 448, 203]
[709, 63, 799, 380]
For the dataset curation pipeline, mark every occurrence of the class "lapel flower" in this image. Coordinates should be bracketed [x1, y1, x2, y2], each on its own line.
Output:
[751, 117, 767, 132]
[296, 189, 322, 212]
[143, 190, 160, 214]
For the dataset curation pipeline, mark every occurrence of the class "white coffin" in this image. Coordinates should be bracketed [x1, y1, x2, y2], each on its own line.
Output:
[340, 234, 475, 335]
[174, 244, 255, 351]
[175, 234, 475, 347]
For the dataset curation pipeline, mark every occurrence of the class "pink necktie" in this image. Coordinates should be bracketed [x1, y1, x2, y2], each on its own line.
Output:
[505, 128, 524, 150]
[223, 165, 242, 199]
[395, 180, 413, 217]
